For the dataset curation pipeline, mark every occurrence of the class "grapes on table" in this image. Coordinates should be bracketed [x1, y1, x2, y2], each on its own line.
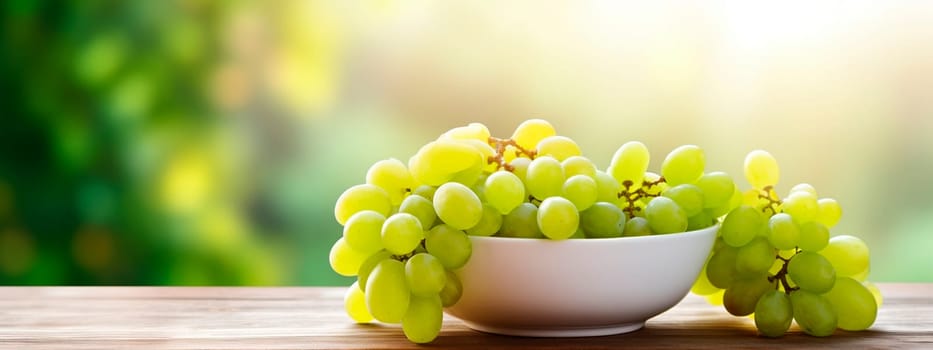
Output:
[327, 120, 880, 343]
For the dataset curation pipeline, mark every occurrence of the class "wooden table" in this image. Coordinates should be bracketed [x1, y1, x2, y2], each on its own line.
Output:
[0, 284, 929, 349]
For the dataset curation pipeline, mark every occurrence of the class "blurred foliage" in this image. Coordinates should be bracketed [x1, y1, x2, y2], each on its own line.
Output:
[1, 1, 932, 285]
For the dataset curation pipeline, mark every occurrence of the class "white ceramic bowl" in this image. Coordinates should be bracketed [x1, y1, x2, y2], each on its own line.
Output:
[444, 223, 718, 337]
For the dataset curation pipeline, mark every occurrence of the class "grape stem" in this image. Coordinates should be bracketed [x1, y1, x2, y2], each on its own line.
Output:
[487, 137, 537, 171]
[758, 186, 783, 215]
[769, 249, 800, 294]
[617, 177, 666, 217]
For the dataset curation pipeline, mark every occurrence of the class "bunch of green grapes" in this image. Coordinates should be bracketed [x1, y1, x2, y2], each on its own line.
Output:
[691, 150, 881, 337]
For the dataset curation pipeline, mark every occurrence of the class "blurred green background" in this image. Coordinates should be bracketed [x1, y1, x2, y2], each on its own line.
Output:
[1, 1, 931, 285]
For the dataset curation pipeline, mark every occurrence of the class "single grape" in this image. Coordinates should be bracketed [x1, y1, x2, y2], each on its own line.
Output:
[433, 182, 483, 230]
[696, 172, 735, 209]
[498, 202, 544, 238]
[509, 157, 531, 182]
[788, 251, 836, 293]
[406, 253, 447, 297]
[439, 270, 463, 307]
[398, 195, 436, 229]
[783, 191, 818, 224]
[381, 213, 424, 256]
[824, 277, 877, 331]
[402, 295, 443, 343]
[537, 196, 580, 240]
[412, 185, 437, 200]
[580, 202, 626, 238]
[661, 145, 705, 186]
[608, 141, 650, 185]
[365, 259, 410, 323]
[791, 290, 838, 337]
[594, 170, 620, 203]
[425, 224, 472, 269]
[744, 150, 780, 190]
[754, 290, 793, 337]
[569, 227, 586, 238]
[687, 210, 715, 231]
[691, 263, 720, 296]
[623, 216, 652, 236]
[525, 156, 565, 199]
[335, 184, 392, 226]
[484, 171, 525, 215]
[562, 174, 598, 211]
[343, 210, 386, 256]
[820, 235, 870, 277]
[357, 250, 391, 291]
[465, 205, 503, 237]
[644, 196, 688, 234]
[816, 198, 842, 228]
[511, 119, 556, 150]
[329, 237, 369, 277]
[409, 140, 484, 186]
[366, 158, 414, 206]
[789, 183, 818, 197]
[440, 122, 491, 142]
[721, 206, 764, 247]
[709, 183, 742, 218]
[663, 184, 705, 216]
[736, 237, 775, 275]
[767, 213, 800, 250]
[706, 245, 739, 289]
[561, 155, 597, 178]
[863, 281, 884, 307]
[723, 274, 772, 316]
[536, 135, 581, 161]
[798, 221, 830, 252]
[344, 281, 373, 323]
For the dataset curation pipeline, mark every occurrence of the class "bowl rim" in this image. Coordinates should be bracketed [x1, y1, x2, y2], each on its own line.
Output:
[467, 222, 720, 244]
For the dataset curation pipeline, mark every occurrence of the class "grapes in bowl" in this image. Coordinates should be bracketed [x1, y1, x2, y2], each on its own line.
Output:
[445, 223, 718, 337]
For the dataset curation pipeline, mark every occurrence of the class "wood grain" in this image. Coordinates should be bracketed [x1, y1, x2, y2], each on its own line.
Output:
[0, 284, 929, 349]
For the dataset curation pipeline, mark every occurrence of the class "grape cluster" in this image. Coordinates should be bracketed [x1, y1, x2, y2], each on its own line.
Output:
[691, 150, 881, 337]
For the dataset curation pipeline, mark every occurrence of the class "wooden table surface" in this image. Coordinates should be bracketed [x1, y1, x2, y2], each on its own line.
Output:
[0, 284, 929, 349]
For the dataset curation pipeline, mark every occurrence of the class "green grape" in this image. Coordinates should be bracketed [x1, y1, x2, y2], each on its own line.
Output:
[709, 183, 742, 218]
[465, 205, 503, 236]
[562, 174, 598, 211]
[661, 145, 705, 186]
[851, 265, 870, 281]
[525, 156, 565, 199]
[736, 237, 775, 275]
[425, 224, 472, 269]
[744, 150, 780, 190]
[412, 185, 437, 200]
[594, 170, 620, 203]
[767, 213, 800, 250]
[754, 290, 793, 337]
[696, 171, 735, 209]
[537, 196, 580, 240]
[433, 182, 483, 230]
[863, 281, 884, 307]
[460, 139, 499, 174]
[691, 263, 720, 296]
[640, 172, 669, 198]
[570, 227, 586, 239]
[509, 157, 531, 182]
[358, 251, 391, 292]
[440, 122, 490, 142]
[335, 184, 392, 226]
[511, 119, 556, 150]
[561, 155, 597, 178]
[798, 221, 829, 252]
[788, 251, 836, 293]
[343, 210, 386, 256]
[820, 235, 870, 277]
[663, 184, 705, 216]
[329, 237, 369, 276]
[723, 274, 772, 316]
[405, 253, 447, 297]
[791, 290, 838, 337]
[498, 202, 544, 238]
[644, 197, 688, 234]
[608, 141, 650, 185]
[344, 281, 373, 323]
[687, 210, 715, 231]
[439, 270, 463, 307]
[816, 198, 842, 228]
[721, 206, 764, 247]
[580, 202, 626, 238]
[409, 140, 484, 186]
[381, 213, 424, 255]
[484, 171, 525, 215]
[365, 259, 410, 323]
[402, 295, 443, 344]
[398, 195, 436, 229]
[706, 245, 739, 289]
[824, 277, 877, 331]
[782, 191, 818, 224]
[622, 216, 652, 236]
[366, 158, 414, 206]
[789, 183, 818, 197]
[536, 135, 581, 161]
